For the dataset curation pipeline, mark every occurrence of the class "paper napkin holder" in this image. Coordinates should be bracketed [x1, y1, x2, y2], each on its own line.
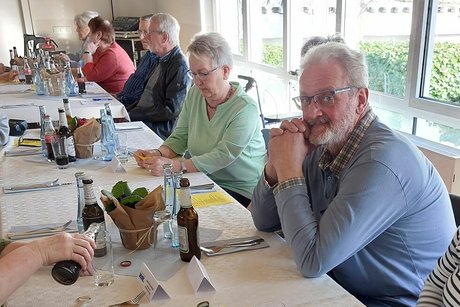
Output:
[186, 256, 216, 293]
[137, 262, 170, 301]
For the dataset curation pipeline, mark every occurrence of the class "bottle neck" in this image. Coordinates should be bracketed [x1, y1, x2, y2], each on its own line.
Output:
[64, 102, 73, 117]
[179, 187, 193, 208]
[58, 111, 69, 128]
[83, 182, 97, 206]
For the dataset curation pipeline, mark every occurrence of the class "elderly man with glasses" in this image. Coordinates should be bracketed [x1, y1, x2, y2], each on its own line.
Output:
[250, 42, 455, 306]
[126, 13, 190, 140]
[117, 14, 159, 106]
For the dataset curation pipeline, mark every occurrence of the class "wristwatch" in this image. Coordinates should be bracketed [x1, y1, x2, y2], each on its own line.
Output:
[180, 161, 187, 173]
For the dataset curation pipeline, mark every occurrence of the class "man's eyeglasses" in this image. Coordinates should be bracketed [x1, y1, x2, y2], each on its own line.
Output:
[137, 30, 163, 36]
[292, 86, 357, 110]
[187, 67, 220, 81]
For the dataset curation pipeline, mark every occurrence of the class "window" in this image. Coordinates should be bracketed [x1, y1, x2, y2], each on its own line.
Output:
[214, 0, 460, 149]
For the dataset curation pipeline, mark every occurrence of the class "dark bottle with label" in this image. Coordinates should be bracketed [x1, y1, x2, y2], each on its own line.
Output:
[77, 64, 86, 94]
[58, 107, 76, 162]
[43, 114, 55, 161]
[51, 223, 100, 285]
[177, 177, 201, 262]
[23, 58, 33, 84]
[81, 176, 107, 257]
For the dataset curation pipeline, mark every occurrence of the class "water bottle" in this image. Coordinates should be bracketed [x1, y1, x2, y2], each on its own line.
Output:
[163, 163, 174, 239]
[38, 105, 47, 157]
[75, 172, 85, 233]
[64, 62, 78, 96]
[170, 171, 183, 248]
[33, 63, 45, 95]
[99, 109, 115, 161]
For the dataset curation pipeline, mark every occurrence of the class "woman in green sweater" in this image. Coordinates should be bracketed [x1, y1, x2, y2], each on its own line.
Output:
[134, 32, 266, 207]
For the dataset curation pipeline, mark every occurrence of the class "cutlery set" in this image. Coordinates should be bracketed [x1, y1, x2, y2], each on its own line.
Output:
[3, 178, 73, 194]
[200, 236, 268, 256]
[8, 220, 77, 240]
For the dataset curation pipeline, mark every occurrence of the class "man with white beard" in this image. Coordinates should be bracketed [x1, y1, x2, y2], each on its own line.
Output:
[250, 42, 455, 306]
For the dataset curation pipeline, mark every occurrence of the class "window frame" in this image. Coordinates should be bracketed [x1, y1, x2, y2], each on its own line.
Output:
[213, 0, 460, 139]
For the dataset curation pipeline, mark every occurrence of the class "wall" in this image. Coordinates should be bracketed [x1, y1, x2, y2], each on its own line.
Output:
[1, 0, 203, 63]
[0, 0, 25, 64]
[155, 0, 202, 50]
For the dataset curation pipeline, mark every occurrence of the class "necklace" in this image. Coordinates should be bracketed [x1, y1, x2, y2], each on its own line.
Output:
[206, 85, 233, 111]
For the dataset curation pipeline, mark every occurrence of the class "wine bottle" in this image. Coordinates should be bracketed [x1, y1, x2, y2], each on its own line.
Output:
[177, 177, 201, 262]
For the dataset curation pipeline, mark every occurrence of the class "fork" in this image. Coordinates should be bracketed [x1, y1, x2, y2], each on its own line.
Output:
[201, 238, 265, 254]
[108, 291, 146, 306]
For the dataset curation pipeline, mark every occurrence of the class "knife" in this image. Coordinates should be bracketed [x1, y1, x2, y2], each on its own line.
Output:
[3, 182, 74, 194]
[190, 183, 215, 190]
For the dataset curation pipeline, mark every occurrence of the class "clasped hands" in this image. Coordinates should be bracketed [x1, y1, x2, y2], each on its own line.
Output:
[265, 118, 316, 184]
[133, 149, 172, 176]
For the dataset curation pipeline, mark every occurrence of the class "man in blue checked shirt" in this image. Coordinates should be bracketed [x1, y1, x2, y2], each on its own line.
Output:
[117, 14, 159, 106]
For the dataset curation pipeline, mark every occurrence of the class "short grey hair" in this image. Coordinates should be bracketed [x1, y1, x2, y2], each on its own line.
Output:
[300, 33, 345, 57]
[140, 14, 153, 21]
[187, 32, 233, 69]
[151, 13, 180, 46]
[74, 11, 99, 28]
[300, 42, 368, 88]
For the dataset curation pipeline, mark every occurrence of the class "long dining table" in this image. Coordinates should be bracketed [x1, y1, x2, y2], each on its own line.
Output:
[0, 122, 364, 306]
[0, 82, 130, 125]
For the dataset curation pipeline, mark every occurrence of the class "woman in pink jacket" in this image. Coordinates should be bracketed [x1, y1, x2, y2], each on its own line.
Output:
[82, 16, 134, 94]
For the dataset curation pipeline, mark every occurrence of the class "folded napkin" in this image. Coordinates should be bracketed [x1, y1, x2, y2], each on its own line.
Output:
[200, 236, 269, 257]
[8, 220, 78, 240]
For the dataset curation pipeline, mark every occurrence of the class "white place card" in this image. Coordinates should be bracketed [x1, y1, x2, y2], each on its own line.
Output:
[108, 157, 126, 173]
[186, 256, 216, 293]
[137, 263, 170, 301]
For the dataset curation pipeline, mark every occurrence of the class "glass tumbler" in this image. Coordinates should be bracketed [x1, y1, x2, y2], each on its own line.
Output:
[92, 230, 114, 287]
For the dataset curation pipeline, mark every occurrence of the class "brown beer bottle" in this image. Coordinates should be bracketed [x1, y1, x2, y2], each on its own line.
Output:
[177, 177, 201, 262]
[81, 176, 107, 257]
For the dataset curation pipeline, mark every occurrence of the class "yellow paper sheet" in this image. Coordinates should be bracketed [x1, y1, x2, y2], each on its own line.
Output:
[192, 191, 233, 208]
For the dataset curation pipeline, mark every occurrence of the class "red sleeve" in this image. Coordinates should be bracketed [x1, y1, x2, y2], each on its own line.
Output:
[82, 49, 119, 83]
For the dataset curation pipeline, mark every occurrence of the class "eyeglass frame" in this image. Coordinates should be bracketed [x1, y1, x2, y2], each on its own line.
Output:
[292, 86, 357, 110]
[187, 67, 220, 81]
[137, 29, 163, 36]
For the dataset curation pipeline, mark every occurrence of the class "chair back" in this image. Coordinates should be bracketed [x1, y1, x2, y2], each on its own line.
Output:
[449, 193, 460, 227]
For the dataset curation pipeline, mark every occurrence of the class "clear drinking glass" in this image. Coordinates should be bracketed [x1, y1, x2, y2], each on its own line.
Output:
[114, 132, 128, 164]
[50, 135, 69, 169]
[92, 230, 114, 287]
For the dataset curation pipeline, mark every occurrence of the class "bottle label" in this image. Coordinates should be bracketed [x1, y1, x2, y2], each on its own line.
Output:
[66, 136, 76, 157]
[94, 221, 106, 250]
[178, 226, 189, 253]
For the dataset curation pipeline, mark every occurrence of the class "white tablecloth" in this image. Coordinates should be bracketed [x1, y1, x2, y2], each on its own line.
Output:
[0, 82, 129, 123]
[0, 122, 363, 306]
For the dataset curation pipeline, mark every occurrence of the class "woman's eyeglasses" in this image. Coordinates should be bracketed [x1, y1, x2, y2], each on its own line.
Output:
[187, 67, 220, 81]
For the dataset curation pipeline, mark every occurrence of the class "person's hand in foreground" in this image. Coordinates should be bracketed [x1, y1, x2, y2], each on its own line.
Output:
[0, 233, 96, 304]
